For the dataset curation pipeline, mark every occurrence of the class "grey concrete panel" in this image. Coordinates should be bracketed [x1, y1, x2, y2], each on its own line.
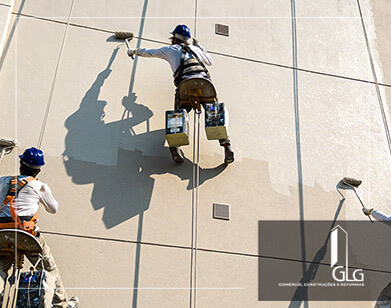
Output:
[42, 233, 190, 308]
[36, 154, 196, 247]
[370, 0, 391, 85]
[196, 0, 292, 66]
[296, 71, 391, 217]
[354, 0, 389, 89]
[196, 157, 348, 256]
[0, 18, 66, 148]
[0, 6, 9, 38]
[197, 0, 291, 18]
[0, 10, 16, 139]
[367, 0, 391, 124]
[195, 71, 391, 256]
[69, 0, 195, 43]
[295, 0, 363, 18]
[295, 17, 371, 81]
[13, 0, 73, 21]
[195, 53, 298, 186]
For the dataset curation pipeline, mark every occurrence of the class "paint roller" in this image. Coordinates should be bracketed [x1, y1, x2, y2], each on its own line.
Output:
[114, 32, 134, 58]
[342, 177, 373, 223]
[0, 137, 17, 162]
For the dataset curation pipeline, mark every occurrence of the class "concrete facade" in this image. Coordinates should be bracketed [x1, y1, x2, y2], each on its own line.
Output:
[0, 0, 391, 307]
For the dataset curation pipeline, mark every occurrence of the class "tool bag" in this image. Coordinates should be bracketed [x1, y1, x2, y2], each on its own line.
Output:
[165, 109, 190, 147]
[0, 176, 39, 236]
[16, 270, 55, 308]
[204, 103, 228, 140]
[174, 45, 210, 87]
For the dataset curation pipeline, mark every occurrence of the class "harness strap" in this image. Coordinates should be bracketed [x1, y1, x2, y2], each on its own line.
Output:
[174, 45, 210, 87]
[0, 176, 38, 236]
[183, 45, 209, 74]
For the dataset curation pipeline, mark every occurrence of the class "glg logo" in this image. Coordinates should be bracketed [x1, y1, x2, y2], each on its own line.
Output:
[330, 226, 364, 282]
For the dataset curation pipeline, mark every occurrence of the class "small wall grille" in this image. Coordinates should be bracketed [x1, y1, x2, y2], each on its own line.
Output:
[213, 203, 229, 220]
[215, 24, 229, 36]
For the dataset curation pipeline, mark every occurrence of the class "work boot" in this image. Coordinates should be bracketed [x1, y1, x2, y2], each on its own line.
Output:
[169, 147, 184, 164]
[67, 296, 79, 308]
[224, 144, 234, 164]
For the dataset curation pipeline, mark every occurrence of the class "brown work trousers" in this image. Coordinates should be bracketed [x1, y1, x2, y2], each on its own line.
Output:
[0, 233, 68, 308]
[174, 89, 231, 147]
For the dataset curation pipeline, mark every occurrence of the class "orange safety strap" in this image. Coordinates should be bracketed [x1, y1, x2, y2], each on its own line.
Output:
[0, 176, 38, 236]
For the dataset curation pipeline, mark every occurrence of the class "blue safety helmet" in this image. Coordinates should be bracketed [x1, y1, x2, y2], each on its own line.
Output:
[19, 147, 45, 169]
[170, 24, 191, 42]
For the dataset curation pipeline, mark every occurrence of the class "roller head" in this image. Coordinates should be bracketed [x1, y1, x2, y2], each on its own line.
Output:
[342, 177, 362, 188]
[115, 32, 133, 40]
[0, 137, 17, 148]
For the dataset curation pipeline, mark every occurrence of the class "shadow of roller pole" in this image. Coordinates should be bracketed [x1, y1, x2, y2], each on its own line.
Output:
[0, 0, 26, 72]
[123, 1, 148, 307]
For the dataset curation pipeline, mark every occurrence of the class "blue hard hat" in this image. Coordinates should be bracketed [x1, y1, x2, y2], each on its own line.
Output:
[170, 24, 191, 42]
[19, 147, 45, 169]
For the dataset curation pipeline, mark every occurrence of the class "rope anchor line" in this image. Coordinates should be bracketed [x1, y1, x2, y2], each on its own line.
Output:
[190, 110, 201, 308]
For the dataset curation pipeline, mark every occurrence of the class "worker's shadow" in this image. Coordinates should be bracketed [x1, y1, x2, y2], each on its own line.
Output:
[62, 48, 226, 228]
[288, 188, 345, 308]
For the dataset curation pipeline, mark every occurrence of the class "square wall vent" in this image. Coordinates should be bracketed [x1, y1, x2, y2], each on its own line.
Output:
[213, 203, 229, 220]
[215, 24, 229, 36]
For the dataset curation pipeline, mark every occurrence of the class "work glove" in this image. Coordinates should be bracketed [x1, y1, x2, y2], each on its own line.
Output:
[362, 207, 374, 216]
[192, 38, 200, 46]
[127, 49, 136, 58]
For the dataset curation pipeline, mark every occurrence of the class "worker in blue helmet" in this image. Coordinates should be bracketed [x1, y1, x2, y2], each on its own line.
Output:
[0, 148, 79, 308]
[19, 147, 45, 169]
[128, 24, 234, 165]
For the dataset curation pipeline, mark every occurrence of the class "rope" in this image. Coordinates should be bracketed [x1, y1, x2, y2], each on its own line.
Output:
[190, 107, 201, 308]
[37, 0, 75, 148]
[191, 3, 199, 304]
[194, 110, 201, 308]
[189, 110, 196, 307]
[356, 0, 391, 156]
[194, 0, 198, 38]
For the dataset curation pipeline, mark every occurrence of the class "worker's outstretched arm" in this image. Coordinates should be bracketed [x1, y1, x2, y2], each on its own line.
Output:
[363, 207, 391, 223]
[38, 184, 59, 214]
[371, 209, 391, 222]
[133, 46, 171, 60]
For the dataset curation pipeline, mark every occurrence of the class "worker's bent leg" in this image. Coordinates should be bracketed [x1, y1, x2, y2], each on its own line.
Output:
[168, 89, 189, 164]
[0, 256, 12, 304]
[218, 138, 231, 147]
[219, 138, 234, 164]
[27, 234, 68, 308]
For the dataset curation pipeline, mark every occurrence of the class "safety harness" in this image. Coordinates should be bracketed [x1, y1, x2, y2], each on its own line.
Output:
[0, 176, 38, 236]
[174, 45, 210, 87]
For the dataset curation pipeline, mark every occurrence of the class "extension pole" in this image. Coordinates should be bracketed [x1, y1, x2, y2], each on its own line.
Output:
[352, 187, 373, 223]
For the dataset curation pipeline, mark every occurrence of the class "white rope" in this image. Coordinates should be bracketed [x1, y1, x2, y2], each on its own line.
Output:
[190, 111, 196, 307]
[37, 0, 76, 148]
[194, 110, 201, 308]
[190, 107, 201, 308]
[194, 0, 198, 37]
